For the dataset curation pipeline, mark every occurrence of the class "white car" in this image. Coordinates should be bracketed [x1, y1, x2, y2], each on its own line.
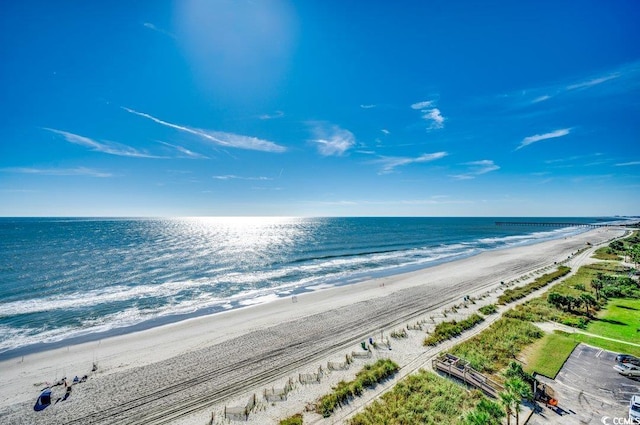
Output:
[630, 395, 640, 424]
[615, 363, 640, 377]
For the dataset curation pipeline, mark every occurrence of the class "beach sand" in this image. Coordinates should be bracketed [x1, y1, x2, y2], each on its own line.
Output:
[0, 227, 625, 425]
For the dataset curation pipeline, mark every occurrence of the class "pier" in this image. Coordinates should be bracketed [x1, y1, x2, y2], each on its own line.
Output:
[495, 221, 623, 228]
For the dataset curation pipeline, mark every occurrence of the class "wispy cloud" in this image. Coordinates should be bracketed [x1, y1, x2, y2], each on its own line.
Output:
[309, 123, 355, 156]
[213, 175, 272, 181]
[123, 107, 287, 153]
[615, 161, 640, 166]
[360, 104, 376, 109]
[450, 160, 500, 180]
[259, 110, 284, 120]
[1, 167, 112, 177]
[410, 100, 434, 110]
[45, 128, 164, 158]
[157, 141, 208, 159]
[566, 74, 620, 91]
[375, 152, 448, 174]
[411, 99, 445, 130]
[143, 22, 176, 39]
[517, 128, 571, 150]
[381, 129, 390, 135]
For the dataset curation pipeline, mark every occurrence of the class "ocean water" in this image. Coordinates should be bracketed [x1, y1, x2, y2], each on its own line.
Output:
[0, 216, 612, 358]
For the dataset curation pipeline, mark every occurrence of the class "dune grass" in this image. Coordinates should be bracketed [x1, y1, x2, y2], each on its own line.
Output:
[316, 359, 399, 417]
[497, 266, 571, 305]
[522, 331, 578, 378]
[348, 369, 482, 425]
[279, 413, 303, 425]
[423, 313, 484, 346]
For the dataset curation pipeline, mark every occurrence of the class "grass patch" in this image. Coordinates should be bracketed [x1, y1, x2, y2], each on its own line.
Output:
[592, 246, 622, 261]
[498, 266, 570, 305]
[587, 298, 640, 343]
[423, 313, 484, 346]
[316, 359, 399, 417]
[348, 369, 482, 425]
[558, 331, 640, 357]
[449, 317, 543, 376]
[479, 304, 498, 315]
[523, 331, 578, 378]
[279, 413, 303, 425]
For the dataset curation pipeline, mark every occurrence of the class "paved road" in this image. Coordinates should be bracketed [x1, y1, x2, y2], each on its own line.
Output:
[529, 344, 640, 425]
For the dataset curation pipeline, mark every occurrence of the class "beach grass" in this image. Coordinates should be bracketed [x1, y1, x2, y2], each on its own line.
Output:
[423, 313, 484, 346]
[348, 369, 482, 425]
[522, 331, 578, 378]
[449, 317, 543, 375]
[478, 304, 497, 315]
[497, 266, 571, 305]
[279, 413, 303, 425]
[316, 359, 399, 417]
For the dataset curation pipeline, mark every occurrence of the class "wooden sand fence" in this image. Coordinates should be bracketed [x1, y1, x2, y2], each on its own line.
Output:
[327, 354, 351, 371]
[224, 394, 257, 421]
[299, 366, 325, 384]
[263, 377, 294, 402]
[351, 350, 372, 359]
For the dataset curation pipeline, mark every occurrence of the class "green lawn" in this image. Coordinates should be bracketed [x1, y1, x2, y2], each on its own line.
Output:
[587, 298, 640, 344]
[563, 332, 640, 357]
[524, 332, 578, 378]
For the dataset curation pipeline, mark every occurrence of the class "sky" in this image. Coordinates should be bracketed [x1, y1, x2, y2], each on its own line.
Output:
[1, 0, 639, 217]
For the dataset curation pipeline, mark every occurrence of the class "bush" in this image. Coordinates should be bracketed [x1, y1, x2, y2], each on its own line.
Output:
[424, 314, 484, 346]
[498, 266, 570, 304]
[279, 413, 303, 425]
[316, 359, 399, 417]
[479, 304, 498, 315]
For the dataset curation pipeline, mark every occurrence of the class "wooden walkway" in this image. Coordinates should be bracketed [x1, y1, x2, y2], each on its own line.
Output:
[432, 354, 503, 398]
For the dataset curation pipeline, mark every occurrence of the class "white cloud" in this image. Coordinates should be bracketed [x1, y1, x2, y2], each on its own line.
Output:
[360, 104, 376, 109]
[532, 95, 551, 103]
[213, 175, 272, 180]
[615, 161, 640, 166]
[123, 107, 286, 153]
[259, 110, 284, 120]
[376, 152, 448, 174]
[451, 160, 500, 180]
[157, 141, 208, 159]
[410, 100, 445, 129]
[421, 108, 445, 129]
[517, 128, 571, 150]
[1, 167, 112, 177]
[381, 129, 390, 135]
[410, 100, 434, 110]
[309, 124, 355, 156]
[45, 128, 164, 158]
[143, 22, 176, 39]
[566, 74, 620, 91]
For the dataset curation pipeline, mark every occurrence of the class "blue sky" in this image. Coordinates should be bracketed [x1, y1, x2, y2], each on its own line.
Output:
[1, 0, 639, 217]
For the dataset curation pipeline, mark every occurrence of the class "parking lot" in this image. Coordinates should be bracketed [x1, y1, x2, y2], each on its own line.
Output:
[528, 344, 640, 425]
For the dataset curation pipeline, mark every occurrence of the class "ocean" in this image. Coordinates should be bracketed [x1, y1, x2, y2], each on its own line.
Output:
[0, 216, 613, 359]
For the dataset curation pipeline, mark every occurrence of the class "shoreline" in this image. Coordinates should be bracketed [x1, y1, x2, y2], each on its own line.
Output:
[0, 225, 593, 362]
[0, 227, 626, 424]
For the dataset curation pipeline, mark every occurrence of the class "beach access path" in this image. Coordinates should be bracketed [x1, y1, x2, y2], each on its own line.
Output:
[0, 227, 625, 425]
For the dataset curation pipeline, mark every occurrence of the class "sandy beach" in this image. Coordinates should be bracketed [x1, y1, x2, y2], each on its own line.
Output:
[0, 227, 625, 425]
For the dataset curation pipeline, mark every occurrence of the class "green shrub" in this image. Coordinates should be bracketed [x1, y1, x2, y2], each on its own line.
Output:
[479, 304, 498, 315]
[316, 359, 399, 417]
[279, 413, 303, 425]
[424, 314, 484, 346]
[498, 266, 570, 304]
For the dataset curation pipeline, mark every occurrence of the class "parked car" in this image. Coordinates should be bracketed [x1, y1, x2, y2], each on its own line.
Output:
[616, 354, 640, 366]
[630, 394, 640, 424]
[615, 363, 640, 377]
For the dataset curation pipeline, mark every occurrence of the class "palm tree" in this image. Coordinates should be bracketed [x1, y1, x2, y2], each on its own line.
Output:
[580, 293, 596, 316]
[591, 277, 603, 301]
[500, 390, 517, 425]
[505, 377, 533, 425]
